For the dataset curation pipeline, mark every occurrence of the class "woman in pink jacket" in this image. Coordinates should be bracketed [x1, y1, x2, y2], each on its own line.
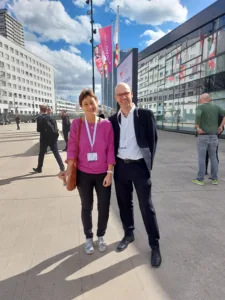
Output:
[59, 89, 115, 255]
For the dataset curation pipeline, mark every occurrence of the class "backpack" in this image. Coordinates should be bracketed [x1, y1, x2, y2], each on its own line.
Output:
[43, 115, 59, 139]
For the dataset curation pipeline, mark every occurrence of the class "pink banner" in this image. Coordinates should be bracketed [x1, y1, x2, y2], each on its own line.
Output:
[99, 26, 112, 72]
[94, 45, 103, 76]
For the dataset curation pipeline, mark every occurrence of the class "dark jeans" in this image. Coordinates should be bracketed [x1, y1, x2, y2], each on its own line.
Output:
[16, 123, 20, 130]
[114, 158, 160, 250]
[63, 130, 69, 150]
[77, 169, 111, 239]
[205, 143, 219, 174]
[37, 139, 65, 171]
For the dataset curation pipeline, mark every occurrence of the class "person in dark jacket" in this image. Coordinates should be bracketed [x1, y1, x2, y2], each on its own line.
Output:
[109, 82, 161, 268]
[33, 105, 65, 173]
[61, 110, 71, 151]
[15, 115, 20, 130]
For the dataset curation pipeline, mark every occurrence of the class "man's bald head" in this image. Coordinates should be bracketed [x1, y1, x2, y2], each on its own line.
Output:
[200, 93, 211, 104]
[115, 82, 131, 94]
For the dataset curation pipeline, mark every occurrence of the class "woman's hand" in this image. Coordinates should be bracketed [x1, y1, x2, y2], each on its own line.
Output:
[103, 173, 113, 187]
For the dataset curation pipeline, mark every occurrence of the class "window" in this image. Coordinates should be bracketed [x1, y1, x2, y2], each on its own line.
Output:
[12, 75, 16, 80]
[0, 51, 3, 57]
[203, 34, 216, 60]
[217, 28, 225, 55]
[10, 47, 14, 53]
[20, 53, 23, 58]
[5, 54, 9, 60]
[16, 59, 19, 64]
[13, 84, 16, 89]
[0, 42, 2, 47]
[4, 44, 8, 50]
[12, 66, 15, 71]
[15, 50, 19, 55]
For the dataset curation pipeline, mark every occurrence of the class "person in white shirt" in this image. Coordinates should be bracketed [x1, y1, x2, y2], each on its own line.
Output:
[109, 82, 161, 268]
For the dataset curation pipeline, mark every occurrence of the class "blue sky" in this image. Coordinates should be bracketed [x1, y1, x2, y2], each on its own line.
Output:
[0, 0, 217, 101]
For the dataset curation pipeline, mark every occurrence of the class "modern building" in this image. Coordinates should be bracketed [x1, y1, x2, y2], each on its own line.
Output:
[55, 96, 80, 114]
[138, 0, 225, 134]
[0, 9, 24, 47]
[0, 34, 55, 116]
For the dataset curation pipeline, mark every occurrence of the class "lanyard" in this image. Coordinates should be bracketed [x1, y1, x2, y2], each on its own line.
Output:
[84, 116, 98, 151]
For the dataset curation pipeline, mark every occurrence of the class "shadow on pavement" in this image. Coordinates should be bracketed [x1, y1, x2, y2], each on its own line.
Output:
[0, 140, 66, 159]
[0, 172, 58, 186]
[0, 243, 144, 300]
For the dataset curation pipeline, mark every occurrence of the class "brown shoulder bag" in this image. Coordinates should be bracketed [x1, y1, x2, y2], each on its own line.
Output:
[66, 117, 82, 191]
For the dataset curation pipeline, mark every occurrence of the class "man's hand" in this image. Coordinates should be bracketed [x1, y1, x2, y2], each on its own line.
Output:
[197, 128, 205, 135]
[218, 126, 223, 134]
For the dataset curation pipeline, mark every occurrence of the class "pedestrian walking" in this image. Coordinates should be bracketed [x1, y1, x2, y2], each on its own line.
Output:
[192, 93, 225, 186]
[61, 110, 71, 151]
[33, 105, 65, 173]
[109, 82, 161, 268]
[15, 114, 20, 130]
[59, 89, 115, 255]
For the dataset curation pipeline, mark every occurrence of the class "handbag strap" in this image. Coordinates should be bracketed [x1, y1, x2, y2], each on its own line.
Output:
[74, 117, 82, 163]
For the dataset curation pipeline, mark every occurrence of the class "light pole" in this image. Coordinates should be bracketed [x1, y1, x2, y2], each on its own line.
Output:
[86, 0, 96, 93]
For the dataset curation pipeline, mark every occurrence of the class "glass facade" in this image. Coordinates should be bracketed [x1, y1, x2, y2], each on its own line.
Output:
[138, 15, 225, 135]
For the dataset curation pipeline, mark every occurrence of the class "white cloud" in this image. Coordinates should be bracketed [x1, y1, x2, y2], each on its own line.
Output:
[8, 0, 101, 45]
[124, 19, 131, 25]
[25, 41, 101, 101]
[110, 0, 188, 25]
[69, 46, 81, 55]
[141, 28, 171, 46]
[73, 0, 105, 8]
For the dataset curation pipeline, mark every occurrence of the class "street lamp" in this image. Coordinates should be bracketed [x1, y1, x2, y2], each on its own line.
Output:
[86, 0, 96, 93]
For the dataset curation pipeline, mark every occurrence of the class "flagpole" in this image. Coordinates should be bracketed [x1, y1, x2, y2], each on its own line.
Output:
[117, 5, 120, 64]
[111, 21, 114, 111]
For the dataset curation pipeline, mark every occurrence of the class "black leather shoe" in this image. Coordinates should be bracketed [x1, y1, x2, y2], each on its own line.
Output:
[33, 168, 42, 173]
[151, 248, 162, 268]
[116, 235, 135, 252]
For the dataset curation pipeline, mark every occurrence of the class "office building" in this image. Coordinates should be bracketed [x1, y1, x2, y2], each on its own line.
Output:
[0, 34, 55, 116]
[0, 9, 24, 47]
[138, 0, 225, 134]
[56, 96, 80, 114]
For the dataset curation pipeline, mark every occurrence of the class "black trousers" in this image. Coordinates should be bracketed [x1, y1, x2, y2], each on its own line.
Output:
[114, 158, 160, 249]
[16, 122, 20, 130]
[205, 144, 219, 174]
[63, 130, 69, 150]
[77, 169, 111, 239]
[38, 139, 65, 171]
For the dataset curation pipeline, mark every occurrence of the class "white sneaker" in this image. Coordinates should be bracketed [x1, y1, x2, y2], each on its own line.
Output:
[98, 237, 107, 253]
[85, 238, 95, 255]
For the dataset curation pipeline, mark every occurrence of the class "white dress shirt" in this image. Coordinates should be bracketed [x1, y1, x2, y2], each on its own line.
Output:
[117, 105, 143, 160]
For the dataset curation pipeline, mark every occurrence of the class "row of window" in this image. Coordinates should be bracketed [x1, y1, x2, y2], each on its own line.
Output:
[0, 95, 52, 102]
[0, 75, 52, 91]
[0, 53, 51, 78]
[0, 62, 52, 85]
[0, 41, 51, 72]
[0, 84, 52, 97]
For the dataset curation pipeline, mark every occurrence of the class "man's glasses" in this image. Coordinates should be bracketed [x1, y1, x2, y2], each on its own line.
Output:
[116, 92, 130, 98]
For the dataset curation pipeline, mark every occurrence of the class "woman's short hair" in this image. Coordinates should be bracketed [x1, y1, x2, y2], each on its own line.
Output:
[79, 89, 98, 107]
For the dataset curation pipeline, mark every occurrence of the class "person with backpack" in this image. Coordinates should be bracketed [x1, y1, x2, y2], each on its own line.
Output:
[33, 105, 65, 173]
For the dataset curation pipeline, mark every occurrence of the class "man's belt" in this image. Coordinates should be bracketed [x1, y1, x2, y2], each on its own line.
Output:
[117, 157, 144, 164]
[199, 133, 217, 135]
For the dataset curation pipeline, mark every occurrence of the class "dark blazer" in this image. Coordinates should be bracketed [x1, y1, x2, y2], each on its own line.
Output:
[109, 107, 158, 170]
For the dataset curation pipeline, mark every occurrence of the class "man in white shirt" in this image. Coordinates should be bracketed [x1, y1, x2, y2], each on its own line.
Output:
[109, 82, 161, 268]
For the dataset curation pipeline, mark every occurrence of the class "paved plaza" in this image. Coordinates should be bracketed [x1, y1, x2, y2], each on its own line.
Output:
[0, 122, 225, 300]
